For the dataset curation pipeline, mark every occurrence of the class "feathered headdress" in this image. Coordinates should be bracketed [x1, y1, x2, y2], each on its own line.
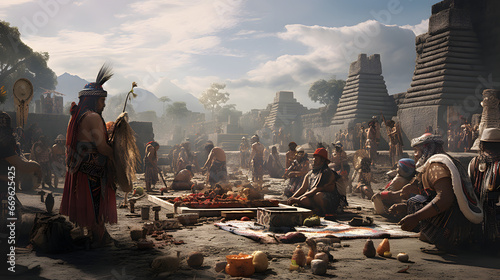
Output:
[78, 63, 114, 98]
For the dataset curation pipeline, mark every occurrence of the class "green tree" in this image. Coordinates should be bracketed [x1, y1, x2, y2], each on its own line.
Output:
[199, 83, 229, 119]
[308, 78, 346, 107]
[166, 101, 189, 122]
[0, 21, 57, 109]
[159, 96, 171, 116]
[216, 104, 239, 122]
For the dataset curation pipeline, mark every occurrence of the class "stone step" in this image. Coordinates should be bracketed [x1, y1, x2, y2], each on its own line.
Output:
[407, 80, 478, 93]
[344, 82, 387, 90]
[406, 86, 479, 96]
[340, 91, 391, 100]
[414, 62, 485, 72]
[419, 49, 482, 63]
[335, 104, 396, 114]
[346, 74, 384, 82]
[415, 56, 483, 69]
[342, 87, 388, 95]
[422, 39, 480, 53]
[413, 67, 484, 77]
[421, 29, 477, 42]
[424, 34, 479, 49]
[411, 71, 481, 83]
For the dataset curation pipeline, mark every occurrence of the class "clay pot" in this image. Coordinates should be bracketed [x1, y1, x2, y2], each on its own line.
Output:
[225, 254, 255, 277]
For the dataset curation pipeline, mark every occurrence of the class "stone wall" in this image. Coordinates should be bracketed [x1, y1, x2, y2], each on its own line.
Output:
[6, 111, 69, 145]
[398, 0, 500, 143]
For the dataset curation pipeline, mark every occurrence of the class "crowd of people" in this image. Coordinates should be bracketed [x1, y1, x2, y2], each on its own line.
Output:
[1, 65, 498, 255]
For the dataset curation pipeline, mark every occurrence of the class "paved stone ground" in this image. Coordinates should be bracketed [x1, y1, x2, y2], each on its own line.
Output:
[5, 155, 500, 280]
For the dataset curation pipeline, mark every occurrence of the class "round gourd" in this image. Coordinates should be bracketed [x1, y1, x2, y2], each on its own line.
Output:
[252, 251, 269, 272]
[397, 252, 409, 262]
[187, 251, 204, 268]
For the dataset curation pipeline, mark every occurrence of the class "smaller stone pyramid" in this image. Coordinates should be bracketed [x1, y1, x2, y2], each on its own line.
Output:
[331, 54, 397, 126]
[264, 91, 307, 128]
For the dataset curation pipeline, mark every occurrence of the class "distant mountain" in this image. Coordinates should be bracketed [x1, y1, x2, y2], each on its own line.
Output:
[55, 72, 88, 104]
[155, 78, 205, 113]
[56, 73, 205, 115]
[127, 88, 163, 115]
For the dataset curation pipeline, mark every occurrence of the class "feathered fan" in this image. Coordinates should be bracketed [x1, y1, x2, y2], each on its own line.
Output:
[109, 80, 140, 193]
[111, 111, 140, 192]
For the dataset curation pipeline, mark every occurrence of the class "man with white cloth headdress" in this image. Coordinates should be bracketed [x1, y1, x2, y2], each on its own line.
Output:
[399, 133, 483, 253]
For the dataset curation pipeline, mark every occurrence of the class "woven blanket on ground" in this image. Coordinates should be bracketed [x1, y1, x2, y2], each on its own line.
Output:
[214, 220, 417, 244]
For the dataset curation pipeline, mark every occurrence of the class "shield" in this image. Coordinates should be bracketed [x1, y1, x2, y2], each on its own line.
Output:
[13, 78, 34, 128]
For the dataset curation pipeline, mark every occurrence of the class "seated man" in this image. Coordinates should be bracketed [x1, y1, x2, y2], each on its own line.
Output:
[287, 148, 342, 216]
[171, 165, 194, 190]
[283, 146, 310, 197]
[353, 157, 377, 199]
[202, 143, 227, 186]
[265, 146, 284, 178]
[469, 128, 500, 251]
[371, 158, 416, 218]
[399, 133, 483, 253]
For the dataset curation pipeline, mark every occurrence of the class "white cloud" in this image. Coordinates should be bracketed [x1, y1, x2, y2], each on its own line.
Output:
[4, 1, 424, 113]
[0, 0, 34, 8]
[19, 0, 246, 93]
[171, 76, 222, 98]
[225, 20, 417, 111]
[400, 19, 429, 36]
[0, 0, 34, 17]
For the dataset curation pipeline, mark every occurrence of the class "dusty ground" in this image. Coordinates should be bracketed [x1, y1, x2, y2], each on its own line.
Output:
[4, 160, 500, 280]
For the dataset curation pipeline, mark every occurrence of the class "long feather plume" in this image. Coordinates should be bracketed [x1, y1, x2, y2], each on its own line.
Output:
[95, 63, 114, 86]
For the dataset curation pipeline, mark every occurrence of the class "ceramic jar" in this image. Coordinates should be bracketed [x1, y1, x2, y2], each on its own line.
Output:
[225, 254, 255, 277]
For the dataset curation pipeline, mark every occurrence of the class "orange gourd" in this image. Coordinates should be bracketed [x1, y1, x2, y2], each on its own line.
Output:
[306, 239, 317, 265]
[376, 238, 390, 256]
[225, 254, 255, 277]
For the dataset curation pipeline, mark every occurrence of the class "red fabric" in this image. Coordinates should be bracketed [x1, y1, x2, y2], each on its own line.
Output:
[313, 148, 329, 160]
[60, 171, 117, 228]
[60, 102, 117, 228]
[380, 191, 390, 199]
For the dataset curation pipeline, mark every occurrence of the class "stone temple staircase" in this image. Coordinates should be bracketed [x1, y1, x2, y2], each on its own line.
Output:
[217, 133, 248, 151]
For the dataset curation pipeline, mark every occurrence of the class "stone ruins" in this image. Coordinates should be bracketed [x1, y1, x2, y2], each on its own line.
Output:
[331, 54, 397, 127]
[399, 0, 488, 144]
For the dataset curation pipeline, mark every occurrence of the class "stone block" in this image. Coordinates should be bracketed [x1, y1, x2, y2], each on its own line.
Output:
[398, 106, 441, 147]
[348, 54, 382, 76]
[274, 91, 295, 103]
[429, 8, 473, 35]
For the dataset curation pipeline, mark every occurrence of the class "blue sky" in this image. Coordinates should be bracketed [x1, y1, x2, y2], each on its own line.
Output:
[1, 0, 437, 112]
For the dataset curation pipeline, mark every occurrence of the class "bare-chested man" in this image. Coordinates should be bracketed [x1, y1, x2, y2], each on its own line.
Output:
[202, 143, 227, 186]
[60, 65, 116, 247]
[171, 165, 194, 190]
[251, 134, 265, 185]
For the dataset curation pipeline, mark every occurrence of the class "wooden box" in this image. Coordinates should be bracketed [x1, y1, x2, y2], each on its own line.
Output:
[256, 207, 312, 229]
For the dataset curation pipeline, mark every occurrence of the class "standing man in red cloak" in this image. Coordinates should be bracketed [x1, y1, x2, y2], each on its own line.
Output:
[60, 64, 117, 247]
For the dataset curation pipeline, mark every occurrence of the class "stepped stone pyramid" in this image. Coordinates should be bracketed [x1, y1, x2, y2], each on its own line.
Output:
[331, 54, 397, 126]
[399, 0, 487, 142]
[264, 91, 307, 129]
